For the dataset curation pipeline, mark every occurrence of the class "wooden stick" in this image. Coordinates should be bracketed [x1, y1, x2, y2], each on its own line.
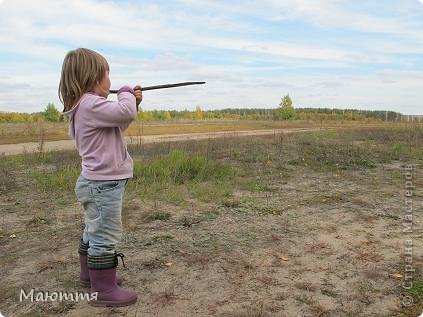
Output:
[109, 81, 206, 94]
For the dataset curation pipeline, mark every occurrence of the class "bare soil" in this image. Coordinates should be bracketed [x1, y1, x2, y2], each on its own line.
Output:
[0, 127, 422, 317]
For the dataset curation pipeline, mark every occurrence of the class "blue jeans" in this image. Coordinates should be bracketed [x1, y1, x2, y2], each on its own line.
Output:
[74, 174, 129, 256]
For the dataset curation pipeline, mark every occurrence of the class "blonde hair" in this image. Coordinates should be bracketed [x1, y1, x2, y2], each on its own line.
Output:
[59, 48, 109, 112]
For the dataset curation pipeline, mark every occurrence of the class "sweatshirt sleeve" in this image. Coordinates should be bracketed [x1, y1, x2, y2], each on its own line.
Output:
[120, 121, 132, 132]
[86, 86, 137, 128]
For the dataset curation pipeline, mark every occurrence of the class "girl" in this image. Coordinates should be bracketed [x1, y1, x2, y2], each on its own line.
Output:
[60, 48, 142, 307]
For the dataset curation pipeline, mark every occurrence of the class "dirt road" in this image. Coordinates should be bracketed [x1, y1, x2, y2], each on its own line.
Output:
[0, 127, 330, 156]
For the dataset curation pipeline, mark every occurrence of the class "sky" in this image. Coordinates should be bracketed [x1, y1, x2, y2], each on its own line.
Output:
[0, 0, 423, 115]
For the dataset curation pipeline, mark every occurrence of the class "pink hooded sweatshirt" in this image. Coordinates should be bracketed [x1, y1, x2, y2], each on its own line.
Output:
[63, 86, 137, 180]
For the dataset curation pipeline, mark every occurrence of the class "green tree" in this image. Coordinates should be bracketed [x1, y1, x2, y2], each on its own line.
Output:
[277, 94, 296, 120]
[43, 103, 62, 122]
[281, 94, 292, 108]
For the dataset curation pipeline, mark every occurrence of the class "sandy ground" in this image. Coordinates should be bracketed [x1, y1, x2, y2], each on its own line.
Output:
[0, 128, 328, 156]
[0, 127, 422, 317]
[1, 160, 421, 316]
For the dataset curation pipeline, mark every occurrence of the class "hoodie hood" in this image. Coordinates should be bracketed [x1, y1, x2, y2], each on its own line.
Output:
[62, 99, 82, 140]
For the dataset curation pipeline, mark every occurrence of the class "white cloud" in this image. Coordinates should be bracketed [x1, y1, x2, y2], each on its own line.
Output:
[0, 0, 422, 114]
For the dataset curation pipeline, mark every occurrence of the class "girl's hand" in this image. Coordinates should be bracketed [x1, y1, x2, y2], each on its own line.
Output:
[133, 86, 143, 107]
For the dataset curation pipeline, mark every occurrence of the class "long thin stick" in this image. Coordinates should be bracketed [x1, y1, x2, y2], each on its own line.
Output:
[109, 81, 206, 94]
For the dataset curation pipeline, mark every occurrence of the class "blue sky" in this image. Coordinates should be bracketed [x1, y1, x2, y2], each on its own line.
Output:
[0, 0, 422, 114]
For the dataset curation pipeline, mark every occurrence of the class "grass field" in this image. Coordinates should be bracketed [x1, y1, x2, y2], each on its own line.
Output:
[0, 119, 392, 145]
[0, 123, 422, 316]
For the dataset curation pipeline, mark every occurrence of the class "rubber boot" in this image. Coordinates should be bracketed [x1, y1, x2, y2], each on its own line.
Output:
[78, 239, 123, 287]
[79, 254, 123, 287]
[88, 253, 137, 307]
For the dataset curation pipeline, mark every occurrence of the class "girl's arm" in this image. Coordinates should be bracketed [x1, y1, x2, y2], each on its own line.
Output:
[119, 86, 142, 131]
[120, 121, 132, 132]
[86, 86, 137, 128]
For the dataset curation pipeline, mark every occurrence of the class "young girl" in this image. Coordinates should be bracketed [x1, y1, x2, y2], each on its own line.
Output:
[60, 48, 142, 307]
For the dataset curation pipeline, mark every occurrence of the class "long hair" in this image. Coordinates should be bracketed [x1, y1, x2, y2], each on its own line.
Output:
[59, 48, 109, 112]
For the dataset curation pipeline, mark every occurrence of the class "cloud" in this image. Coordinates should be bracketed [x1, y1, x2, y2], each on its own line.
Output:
[0, 0, 422, 114]
[376, 70, 423, 83]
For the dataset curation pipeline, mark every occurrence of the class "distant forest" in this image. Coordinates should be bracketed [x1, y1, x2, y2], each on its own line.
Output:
[0, 102, 420, 123]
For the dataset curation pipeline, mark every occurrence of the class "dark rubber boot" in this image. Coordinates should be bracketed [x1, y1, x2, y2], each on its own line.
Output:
[78, 239, 122, 287]
[79, 253, 91, 286]
[88, 266, 137, 307]
[79, 254, 123, 287]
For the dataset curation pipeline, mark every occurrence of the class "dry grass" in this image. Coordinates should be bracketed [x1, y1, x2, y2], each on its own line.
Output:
[0, 119, 398, 145]
[0, 123, 422, 316]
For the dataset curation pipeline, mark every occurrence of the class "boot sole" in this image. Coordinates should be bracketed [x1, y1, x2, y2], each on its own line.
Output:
[89, 296, 137, 307]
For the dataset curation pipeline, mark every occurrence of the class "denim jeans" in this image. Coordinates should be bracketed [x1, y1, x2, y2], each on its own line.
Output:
[74, 174, 129, 256]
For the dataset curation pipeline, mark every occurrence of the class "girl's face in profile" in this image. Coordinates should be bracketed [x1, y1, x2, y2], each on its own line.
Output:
[94, 70, 111, 97]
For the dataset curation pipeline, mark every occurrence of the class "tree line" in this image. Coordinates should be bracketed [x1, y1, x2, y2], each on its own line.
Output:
[0, 96, 409, 123]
